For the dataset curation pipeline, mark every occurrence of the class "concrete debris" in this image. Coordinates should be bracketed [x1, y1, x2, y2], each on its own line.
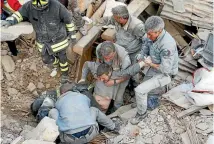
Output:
[108, 104, 132, 118]
[180, 132, 191, 144]
[5, 72, 12, 81]
[175, 127, 185, 134]
[22, 140, 55, 144]
[20, 125, 35, 138]
[1, 50, 8, 56]
[199, 109, 213, 116]
[29, 63, 37, 72]
[11, 136, 24, 144]
[33, 91, 39, 96]
[120, 108, 137, 120]
[26, 117, 59, 142]
[135, 135, 145, 144]
[37, 82, 45, 89]
[152, 134, 163, 144]
[27, 82, 36, 92]
[46, 84, 50, 89]
[196, 123, 209, 131]
[7, 88, 19, 96]
[1, 55, 15, 73]
[1, 67, 4, 81]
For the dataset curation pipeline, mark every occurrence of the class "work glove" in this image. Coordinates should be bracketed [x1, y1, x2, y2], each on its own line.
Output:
[138, 61, 146, 68]
[68, 31, 77, 44]
[1, 20, 12, 28]
[135, 53, 143, 61]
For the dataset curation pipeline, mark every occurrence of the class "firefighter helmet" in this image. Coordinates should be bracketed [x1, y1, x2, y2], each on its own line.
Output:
[32, 0, 49, 10]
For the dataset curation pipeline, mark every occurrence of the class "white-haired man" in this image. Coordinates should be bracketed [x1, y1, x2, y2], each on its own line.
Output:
[131, 16, 179, 125]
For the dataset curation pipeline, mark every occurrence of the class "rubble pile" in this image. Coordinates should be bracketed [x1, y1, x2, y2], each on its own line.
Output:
[100, 101, 213, 144]
[1, 0, 213, 144]
[0, 39, 76, 143]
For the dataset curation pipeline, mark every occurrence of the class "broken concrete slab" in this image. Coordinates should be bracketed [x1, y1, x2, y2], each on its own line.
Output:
[7, 88, 19, 96]
[177, 106, 207, 118]
[196, 123, 209, 131]
[26, 117, 59, 142]
[108, 104, 132, 118]
[37, 82, 45, 89]
[152, 134, 163, 144]
[199, 109, 213, 116]
[27, 82, 36, 92]
[120, 108, 137, 120]
[29, 63, 37, 72]
[22, 140, 55, 144]
[1, 55, 15, 73]
[11, 136, 24, 144]
[1, 22, 33, 41]
[180, 132, 191, 144]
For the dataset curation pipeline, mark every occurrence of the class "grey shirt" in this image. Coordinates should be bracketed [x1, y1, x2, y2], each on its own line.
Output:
[140, 30, 179, 76]
[99, 15, 145, 55]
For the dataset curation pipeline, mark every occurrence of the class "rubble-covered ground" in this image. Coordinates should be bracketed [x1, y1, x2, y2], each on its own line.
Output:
[105, 101, 213, 144]
[0, 38, 78, 144]
[1, 38, 213, 144]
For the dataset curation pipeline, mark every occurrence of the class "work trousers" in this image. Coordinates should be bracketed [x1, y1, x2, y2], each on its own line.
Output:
[135, 74, 171, 115]
[41, 49, 69, 76]
[49, 107, 115, 144]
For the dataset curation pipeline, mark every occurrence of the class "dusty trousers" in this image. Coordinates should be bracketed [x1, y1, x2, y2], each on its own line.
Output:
[41, 49, 69, 76]
[135, 74, 171, 115]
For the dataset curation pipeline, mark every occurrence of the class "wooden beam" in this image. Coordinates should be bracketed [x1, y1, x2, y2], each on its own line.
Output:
[177, 106, 207, 119]
[73, 26, 101, 55]
[74, 26, 102, 82]
[101, 0, 151, 41]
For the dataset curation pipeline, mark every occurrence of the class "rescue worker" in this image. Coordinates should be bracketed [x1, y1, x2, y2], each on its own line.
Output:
[31, 82, 101, 122]
[79, 41, 132, 112]
[131, 16, 179, 125]
[48, 88, 120, 144]
[98, 5, 145, 63]
[0, 0, 77, 83]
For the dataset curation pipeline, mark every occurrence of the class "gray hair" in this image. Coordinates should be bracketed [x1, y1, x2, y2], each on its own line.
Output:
[100, 41, 115, 56]
[145, 16, 165, 32]
[112, 5, 129, 19]
[97, 63, 112, 77]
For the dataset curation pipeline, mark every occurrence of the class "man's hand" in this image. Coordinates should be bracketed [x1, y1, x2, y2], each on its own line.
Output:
[144, 56, 152, 65]
[68, 31, 77, 44]
[1, 20, 11, 28]
[104, 80, 114, 87]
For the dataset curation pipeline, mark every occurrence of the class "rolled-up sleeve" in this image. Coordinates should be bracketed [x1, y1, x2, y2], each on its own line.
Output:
[140, 38, 150, 60]
[158, 43, 177, 74]
[81, 61, 99, 79]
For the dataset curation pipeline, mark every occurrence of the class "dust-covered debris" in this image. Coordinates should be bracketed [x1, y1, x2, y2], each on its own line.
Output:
[1, 37, 77, 143]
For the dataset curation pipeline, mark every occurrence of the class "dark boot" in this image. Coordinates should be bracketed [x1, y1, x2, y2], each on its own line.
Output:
[130, 112, 148, 125]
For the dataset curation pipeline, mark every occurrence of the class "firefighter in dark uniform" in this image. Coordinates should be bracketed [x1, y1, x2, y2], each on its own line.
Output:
[1, 0, 77, 83]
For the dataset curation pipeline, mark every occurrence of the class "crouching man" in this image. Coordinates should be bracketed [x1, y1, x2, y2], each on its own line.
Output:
[48, 88, 120, 144]
[131, 16, 179, 125]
